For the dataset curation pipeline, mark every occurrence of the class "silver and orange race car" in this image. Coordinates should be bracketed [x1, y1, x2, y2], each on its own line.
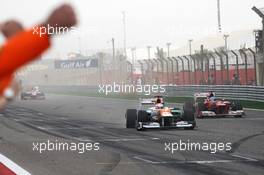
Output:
[125, 96, 196, 131]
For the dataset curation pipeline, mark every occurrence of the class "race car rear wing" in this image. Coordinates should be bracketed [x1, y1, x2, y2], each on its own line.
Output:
[140, 98, 156, 105]
[140, 97, 164, 105]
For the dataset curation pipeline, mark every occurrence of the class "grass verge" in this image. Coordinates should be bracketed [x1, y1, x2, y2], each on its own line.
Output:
[48, 92, 264, 110]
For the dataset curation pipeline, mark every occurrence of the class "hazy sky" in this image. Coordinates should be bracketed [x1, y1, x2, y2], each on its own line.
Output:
[1, 0, 264, 58]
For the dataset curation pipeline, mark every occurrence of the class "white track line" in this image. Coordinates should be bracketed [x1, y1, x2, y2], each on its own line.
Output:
[97, 154, 259, 165]
[133, 157, 234, 164]
[103, 138, 159, 142]
[0, 153, 31, 175]
[97, 159, 235, 165]
[231, 154, 258, 162]
[133, 156, 158, 164]
[188, 160, 233, 164]
[244, 108, 264, 112]
[76, 137, 160, 142]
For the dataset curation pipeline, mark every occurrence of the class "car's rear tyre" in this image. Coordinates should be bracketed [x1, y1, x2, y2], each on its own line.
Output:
[126, 109, 137, 128]
[20, 93, 26, 100]
[234, 115, 242, 118]
[40, 93, 46, 100]
[137, 110, 149, 122]
[195, 102, 206, 118]
[184, 127, 195, 130]
[183, 102, 196, 130]
[183, 102, 195, 121]
[231, 100, 243, 118]
[231, 100, 243, 111]
[39, 96, 46, 100]
[198, 102, 206, 111]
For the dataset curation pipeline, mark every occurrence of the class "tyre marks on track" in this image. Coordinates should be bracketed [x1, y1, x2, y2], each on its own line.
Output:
[2, 105, 263, 175]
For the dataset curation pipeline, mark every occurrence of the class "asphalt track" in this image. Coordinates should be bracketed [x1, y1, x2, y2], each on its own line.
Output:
[0, 94, 263, 175]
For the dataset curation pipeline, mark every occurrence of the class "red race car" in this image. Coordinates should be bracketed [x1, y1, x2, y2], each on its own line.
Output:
[194, 92, 244, 118]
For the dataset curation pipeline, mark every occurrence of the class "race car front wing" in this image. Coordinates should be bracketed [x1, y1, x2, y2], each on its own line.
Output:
[137, 119, 195, 130]
[200, 110, 244, 117]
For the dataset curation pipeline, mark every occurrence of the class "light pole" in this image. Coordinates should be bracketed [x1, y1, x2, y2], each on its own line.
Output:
[252, 6, 264, 85]
[166, 43, 171, 57]
[131, 47, 136, 72]
[147, 46, 151, 60]
[217, 0, 222, 33]
[223, 34, 229, 52]
[78, 37, 82, 55]
[122, 11, 127, 58]
[112, 38, 116, 82]
[98, 52, 104, 84]
[188, 39, 193, 56]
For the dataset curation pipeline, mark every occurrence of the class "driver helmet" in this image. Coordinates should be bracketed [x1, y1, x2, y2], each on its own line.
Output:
[208, 91, 214, 97]
[156, 98, 162, 104]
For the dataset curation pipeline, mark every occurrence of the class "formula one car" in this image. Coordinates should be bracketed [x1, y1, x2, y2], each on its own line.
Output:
[194, 92, 244, 118]
[21, 86, 45, 100]
[125, 96, 196, 131]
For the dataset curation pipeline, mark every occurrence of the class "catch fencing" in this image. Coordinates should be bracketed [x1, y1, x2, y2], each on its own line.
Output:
[132, 48, 264, 86]
[18, 48, 264, 87]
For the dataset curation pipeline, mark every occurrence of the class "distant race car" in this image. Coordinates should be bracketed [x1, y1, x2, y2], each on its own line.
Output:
[194, 92, 244, 118]
[21, 86, 45, 100]
[125, 96, 196, 131]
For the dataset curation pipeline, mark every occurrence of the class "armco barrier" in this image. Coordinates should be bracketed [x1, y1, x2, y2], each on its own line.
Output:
[166, 85, 264, 102]
[40, 86, 98, 95]
[40, 85, 264, 102]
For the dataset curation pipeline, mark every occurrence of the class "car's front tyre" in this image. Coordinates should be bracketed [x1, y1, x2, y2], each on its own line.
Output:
[136, 110, 149, 131]
[125, 109, 137, 128]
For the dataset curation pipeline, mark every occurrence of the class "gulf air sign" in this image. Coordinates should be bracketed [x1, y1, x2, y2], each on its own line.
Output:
[55, 59, 98, 69]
